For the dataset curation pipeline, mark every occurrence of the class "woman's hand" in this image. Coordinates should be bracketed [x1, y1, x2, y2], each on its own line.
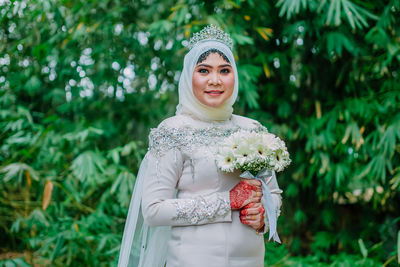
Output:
[229, 179, 262, 210]
[239, 202, 265, 231]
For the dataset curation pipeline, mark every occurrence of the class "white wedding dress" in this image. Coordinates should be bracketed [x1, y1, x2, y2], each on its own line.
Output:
[118, 34, 283, 267]
[139, 113, 283, 267]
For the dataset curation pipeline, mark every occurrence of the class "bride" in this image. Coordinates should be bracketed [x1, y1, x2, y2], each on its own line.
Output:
[118, 25, 283, 267]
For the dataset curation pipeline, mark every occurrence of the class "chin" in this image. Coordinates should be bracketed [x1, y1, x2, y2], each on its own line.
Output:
[196, 93, 231, 108]
[202, 100, 225, 108]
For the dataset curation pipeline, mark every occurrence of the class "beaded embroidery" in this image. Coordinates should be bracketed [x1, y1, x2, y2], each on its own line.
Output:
[172, 193, 230, 224]
[148, 124, 266, 158]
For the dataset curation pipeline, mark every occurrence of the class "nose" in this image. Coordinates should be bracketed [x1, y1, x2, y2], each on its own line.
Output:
[208, 71, 221, 85]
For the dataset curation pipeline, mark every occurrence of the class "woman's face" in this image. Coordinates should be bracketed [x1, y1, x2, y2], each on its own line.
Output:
[192, 53, 235, 108]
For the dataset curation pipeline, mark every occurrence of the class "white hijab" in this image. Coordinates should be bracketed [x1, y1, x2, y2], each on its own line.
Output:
[176, 40, 238, 121]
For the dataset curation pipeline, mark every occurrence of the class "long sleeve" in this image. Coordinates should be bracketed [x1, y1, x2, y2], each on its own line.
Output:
[141, 149, 232, 227]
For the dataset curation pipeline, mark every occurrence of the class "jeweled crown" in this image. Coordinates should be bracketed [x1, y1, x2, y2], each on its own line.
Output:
[188, 24, 233, 50]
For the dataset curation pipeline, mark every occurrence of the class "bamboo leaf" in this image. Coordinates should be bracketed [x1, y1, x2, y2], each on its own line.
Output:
[342, 0, 356, 29]
[276, 0, 309, 19]
[11, 258, 31, 267]
[256, 27, 273, 41]
[231, 33, 254, 45]
[358, 238, 368, 258]
[0, 163, 39, 184]
[327, 0, 337, 25]
[50, 234, 65, 262]
[334, 0, 341, 26]
[70, 151, 106, 182]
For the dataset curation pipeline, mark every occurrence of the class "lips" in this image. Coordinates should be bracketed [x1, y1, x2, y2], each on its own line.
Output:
[205, 90, 224, 95]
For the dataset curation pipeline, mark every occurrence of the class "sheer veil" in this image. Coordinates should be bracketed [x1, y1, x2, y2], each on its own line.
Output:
[118, 37, 237, 267]
[118, 153, 173, 267]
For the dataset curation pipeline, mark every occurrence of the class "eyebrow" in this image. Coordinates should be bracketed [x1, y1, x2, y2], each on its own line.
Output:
[196, 64, 232, 68]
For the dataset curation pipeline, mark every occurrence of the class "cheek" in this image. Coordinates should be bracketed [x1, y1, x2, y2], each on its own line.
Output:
[223, 74, 235, 94]
[192, 74, 207, 93]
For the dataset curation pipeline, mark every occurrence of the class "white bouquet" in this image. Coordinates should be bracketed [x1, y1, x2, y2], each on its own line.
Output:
[216, 129, 291, 243]
[216, 130, 291, 175]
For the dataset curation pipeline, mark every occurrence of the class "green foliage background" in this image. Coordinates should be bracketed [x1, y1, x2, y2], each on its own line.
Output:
[1, 0, 399, 266]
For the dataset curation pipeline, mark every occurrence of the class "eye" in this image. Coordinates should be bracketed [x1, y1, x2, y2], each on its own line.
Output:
[198, 68, 208, 74]
[220, 68, 230, 74]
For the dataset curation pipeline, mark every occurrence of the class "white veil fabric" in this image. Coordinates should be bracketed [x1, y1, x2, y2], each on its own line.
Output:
[118, 153, 172, 267]
[118, 40, 238, 267]
[176, 40, 238, 121]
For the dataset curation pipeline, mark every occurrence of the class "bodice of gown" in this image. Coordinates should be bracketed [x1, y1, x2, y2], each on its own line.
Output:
[141, 114, 282, 267]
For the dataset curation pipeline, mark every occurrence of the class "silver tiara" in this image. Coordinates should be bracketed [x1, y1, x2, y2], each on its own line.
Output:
[188, 24, 233, 50]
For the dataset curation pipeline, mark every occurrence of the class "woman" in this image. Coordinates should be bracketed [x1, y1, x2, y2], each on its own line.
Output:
[118, 25, 282, 267]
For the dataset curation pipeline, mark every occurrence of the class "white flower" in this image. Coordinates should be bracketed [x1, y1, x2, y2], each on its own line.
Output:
[233, 141, 254, 164]
[273, 149, 291, 172]
[223, 134, 242, 151]
[216, 147, 236, 172]
[254, 138, 268, 161]
[247, 132, 261, 149]
[262, 133, 281, 151]
[217, 129, 291, 174]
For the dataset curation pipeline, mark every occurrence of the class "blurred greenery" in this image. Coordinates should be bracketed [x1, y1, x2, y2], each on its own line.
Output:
[1, 0, 399, 266]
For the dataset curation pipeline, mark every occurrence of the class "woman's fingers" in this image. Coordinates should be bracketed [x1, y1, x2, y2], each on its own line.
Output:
[244, 179, 262, 188]
[243, 213, 264, 221]
[242, 196, 261, 207]
[240, 202, 265, 230]
[240, 205, 264, 216]
[240, 202, 258, 215]
[240, 213, 264, 230]
[240, 201, 265, 230]
[252, 190, 263, 198]
[249, 191, 262, 204]
[243, 202, 257, 209]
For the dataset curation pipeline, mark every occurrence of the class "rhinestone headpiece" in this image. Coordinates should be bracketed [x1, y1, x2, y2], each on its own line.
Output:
[188, 24, 233, 50]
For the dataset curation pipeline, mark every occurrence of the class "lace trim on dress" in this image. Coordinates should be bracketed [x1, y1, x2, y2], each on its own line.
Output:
[148, 124, 267, 158]
[172, 193, 230, 224]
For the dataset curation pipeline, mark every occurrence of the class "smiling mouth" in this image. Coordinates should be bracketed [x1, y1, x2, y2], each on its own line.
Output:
[205, 90, 224, 95]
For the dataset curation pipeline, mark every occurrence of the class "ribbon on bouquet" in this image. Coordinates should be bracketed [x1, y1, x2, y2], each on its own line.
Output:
[240, 168, 281, 243]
